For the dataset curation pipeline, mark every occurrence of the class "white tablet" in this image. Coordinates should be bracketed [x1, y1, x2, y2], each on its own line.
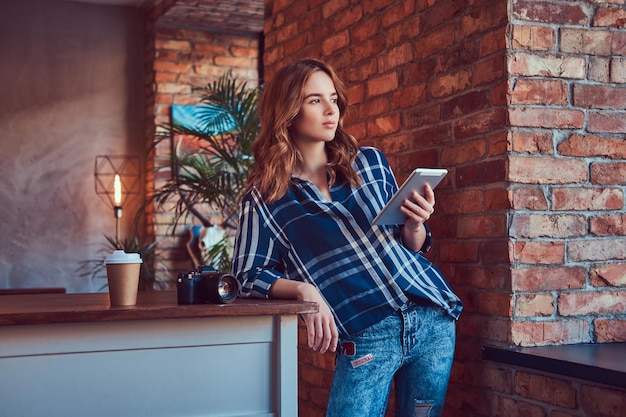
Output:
[372, 168, 448, 225]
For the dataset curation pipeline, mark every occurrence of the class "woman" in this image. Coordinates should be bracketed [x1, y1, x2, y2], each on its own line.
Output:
[232, 58, 462, 417]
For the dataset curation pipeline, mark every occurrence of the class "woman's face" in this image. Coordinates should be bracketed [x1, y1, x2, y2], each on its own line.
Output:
[291, 70, 340, 147]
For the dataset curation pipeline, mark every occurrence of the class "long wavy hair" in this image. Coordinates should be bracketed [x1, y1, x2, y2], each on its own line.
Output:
[246, 58, 361, 203]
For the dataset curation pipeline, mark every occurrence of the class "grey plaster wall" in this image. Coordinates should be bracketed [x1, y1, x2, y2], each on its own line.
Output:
[0, 0, 145, 292]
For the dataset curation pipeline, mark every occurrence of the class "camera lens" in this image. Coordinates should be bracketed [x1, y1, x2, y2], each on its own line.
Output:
[202, 273, 239, 304]
[217, 280, 232, 298]
[215, 274, 239, 303]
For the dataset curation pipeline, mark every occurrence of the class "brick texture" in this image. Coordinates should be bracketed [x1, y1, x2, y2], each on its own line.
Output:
[264, 0, 626, 414]
[506, 0, 626, 337]
[142, 0, 626, 416]
[265, 0, 510, 415]
[265, 0, 626, 413]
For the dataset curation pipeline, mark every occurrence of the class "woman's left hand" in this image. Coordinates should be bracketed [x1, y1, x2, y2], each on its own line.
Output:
[401, 184, 435, 229]
[400, 184, 435, 251]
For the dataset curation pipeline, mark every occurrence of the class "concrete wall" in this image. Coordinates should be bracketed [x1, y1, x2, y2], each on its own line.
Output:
[0, 0, 145, 292]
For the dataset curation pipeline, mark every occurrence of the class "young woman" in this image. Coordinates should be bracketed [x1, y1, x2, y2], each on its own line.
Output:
[232, 58, 462, 417]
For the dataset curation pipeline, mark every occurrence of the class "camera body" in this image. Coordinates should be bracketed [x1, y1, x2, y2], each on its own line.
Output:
[176, 265, 240, 305]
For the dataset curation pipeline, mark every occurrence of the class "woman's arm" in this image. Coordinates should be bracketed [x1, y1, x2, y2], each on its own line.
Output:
[232, 195, 286, 298]
[233, 190, 339, 353]
[269, 278, 338, 354]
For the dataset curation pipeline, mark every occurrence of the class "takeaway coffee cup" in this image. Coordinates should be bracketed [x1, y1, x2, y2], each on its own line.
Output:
[104, 250, 143, 306]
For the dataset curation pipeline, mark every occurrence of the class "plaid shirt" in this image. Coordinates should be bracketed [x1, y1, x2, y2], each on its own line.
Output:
[232, 147, 462, 336]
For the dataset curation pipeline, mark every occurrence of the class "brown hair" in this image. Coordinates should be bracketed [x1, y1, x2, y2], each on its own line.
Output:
[246, 58, 361, 203]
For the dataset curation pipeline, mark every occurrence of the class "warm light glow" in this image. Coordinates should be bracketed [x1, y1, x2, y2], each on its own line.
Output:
[114, 174, 122, 206]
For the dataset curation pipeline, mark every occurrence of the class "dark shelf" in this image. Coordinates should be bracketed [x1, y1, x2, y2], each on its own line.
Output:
[482, 343, 626, 390]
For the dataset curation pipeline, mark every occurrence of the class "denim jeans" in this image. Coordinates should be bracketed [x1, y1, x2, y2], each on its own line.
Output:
[326, 302, 456, 417]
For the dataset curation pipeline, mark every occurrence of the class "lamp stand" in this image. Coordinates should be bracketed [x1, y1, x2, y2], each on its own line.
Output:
[114, 206, 123, 249]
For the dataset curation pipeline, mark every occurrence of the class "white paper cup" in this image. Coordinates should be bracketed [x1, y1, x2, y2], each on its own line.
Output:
[104, 250, 143, 306]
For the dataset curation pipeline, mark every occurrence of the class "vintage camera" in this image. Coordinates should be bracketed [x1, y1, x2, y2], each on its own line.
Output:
[176, 265, 240, 304]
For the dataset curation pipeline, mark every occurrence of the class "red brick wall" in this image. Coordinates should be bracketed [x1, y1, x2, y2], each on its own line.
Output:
[263, 0, 626, 416]
[508, 0, 626, 348]
[142, 0, 625, 415]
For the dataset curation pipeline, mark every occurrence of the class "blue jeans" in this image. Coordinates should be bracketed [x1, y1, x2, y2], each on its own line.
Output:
[326, 302, 456, 417]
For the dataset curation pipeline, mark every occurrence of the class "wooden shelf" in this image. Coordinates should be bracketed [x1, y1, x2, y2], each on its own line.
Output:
[0, 290, 318, 326]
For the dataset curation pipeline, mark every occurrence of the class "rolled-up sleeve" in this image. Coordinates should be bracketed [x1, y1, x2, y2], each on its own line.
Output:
[231, 193, 285, 299]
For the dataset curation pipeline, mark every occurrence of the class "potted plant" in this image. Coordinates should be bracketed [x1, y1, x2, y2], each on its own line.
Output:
[150, 71, 260, 272]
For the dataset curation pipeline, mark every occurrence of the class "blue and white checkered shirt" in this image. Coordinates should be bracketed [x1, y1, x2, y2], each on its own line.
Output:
[232, 147, 462, 336]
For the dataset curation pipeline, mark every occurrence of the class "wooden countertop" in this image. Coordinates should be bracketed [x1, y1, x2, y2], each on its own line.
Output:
[0, 291, 318, 326]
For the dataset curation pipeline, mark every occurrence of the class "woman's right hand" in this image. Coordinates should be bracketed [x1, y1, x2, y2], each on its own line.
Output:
[269, 279, 339, 353]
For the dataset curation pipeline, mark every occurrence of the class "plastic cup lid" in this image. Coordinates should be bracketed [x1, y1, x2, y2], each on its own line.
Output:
[105, 250, 143, 264]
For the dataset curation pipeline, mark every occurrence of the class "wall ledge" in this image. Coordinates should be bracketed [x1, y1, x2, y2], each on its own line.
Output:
[482, 343, 626, 390]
